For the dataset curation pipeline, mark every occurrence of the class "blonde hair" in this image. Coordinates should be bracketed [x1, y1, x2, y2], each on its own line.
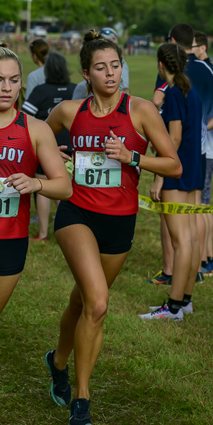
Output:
[0, 41, 23, 78]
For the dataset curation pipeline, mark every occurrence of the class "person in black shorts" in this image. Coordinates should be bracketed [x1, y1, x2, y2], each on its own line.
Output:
[148, 23, 213, 285]
[139, 43, 202, 320]
[43, 29, 182, 425]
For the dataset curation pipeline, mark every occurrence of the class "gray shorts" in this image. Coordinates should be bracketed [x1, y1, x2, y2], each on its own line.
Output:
[201, 158, 213, 204]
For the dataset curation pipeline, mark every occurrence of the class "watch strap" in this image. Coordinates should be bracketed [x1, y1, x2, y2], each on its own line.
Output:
[129, 150, 140, 166]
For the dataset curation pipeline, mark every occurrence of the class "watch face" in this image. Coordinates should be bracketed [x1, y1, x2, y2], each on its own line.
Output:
[132, 151, 140, 165]
[129, 151, 140, 166]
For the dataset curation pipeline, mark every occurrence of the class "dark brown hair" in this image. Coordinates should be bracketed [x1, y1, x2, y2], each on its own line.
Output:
[157, 43, 191, 97]
[45, 50, 70, 84]
[29, 38, 49, 64]
[80, 29, 123, 94]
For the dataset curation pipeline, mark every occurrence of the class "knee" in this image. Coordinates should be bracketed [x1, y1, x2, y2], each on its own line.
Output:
[171, 237, 192, 252]
[84, 298, 108, 325]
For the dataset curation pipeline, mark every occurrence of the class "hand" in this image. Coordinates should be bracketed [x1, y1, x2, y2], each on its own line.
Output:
[150, 176, 164, 202]
[4, 173, 40, 194]
[58, 145, 71, 163]
[104, 130, 132, 164]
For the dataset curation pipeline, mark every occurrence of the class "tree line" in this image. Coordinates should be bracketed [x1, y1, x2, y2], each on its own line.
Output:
[1, 0, 212, 37]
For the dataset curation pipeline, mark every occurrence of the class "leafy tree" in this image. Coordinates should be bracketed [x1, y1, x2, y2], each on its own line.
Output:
[28, 0, 106, 28]
[0, 0, 21, 23]
[5, 0, 213, 36]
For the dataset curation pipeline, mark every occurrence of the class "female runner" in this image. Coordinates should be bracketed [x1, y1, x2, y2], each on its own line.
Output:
[140, 43, 202, 320]
[44, 30, 182, 425]
[0, 42, 72, 314]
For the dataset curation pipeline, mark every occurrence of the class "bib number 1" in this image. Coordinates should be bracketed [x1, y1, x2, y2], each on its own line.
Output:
[0, 178, 20, 217]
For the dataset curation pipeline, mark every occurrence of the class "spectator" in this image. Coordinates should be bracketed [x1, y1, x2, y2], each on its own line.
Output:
[25, 38, 50, 99]
[22, 50, 76, 240]
[192, 30, 213, 273]
[139, 43, 202, 320]
[148, 23, 213, 285]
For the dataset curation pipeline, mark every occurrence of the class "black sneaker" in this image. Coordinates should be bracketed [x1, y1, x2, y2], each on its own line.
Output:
[45, 350, 71, 406]
[145, 269, 172, 285]
[69, 398, 92, 425]
[196, 271, 204, 283]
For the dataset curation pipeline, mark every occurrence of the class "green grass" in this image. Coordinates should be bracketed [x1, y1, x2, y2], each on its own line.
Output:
[1, 53, 213, 425]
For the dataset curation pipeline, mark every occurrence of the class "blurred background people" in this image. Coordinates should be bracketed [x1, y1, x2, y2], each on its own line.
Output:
[140, 43, 202, 320]
[147, 23, 213, 285]
[25, 38, 50, 99]
[192, 30, 213, 274]
[22, 50, 76, 240]
[25, 38, 50, 225]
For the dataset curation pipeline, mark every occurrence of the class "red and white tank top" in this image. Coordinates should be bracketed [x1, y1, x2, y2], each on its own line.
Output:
[69, 93, 148, 215]
[0, 111, 39, 239]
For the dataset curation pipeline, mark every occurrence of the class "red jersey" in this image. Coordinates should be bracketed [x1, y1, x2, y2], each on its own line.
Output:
[69, 93, 148, 215]
[0, 111, 39, 239]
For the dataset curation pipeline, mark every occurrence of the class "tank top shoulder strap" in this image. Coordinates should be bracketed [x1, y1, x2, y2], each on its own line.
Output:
[14, 110, 25, 128]
[78, 96, 93, 113]
[117, 93, 129, 115]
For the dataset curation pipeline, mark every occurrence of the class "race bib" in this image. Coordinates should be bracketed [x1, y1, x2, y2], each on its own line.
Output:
[0, 177, 20, 217]
[75, 151, 121, 187]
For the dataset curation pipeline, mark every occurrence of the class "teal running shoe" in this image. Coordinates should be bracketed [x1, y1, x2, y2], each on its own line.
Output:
[45, 350, 71, 406]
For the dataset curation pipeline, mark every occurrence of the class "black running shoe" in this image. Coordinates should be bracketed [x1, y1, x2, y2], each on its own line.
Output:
[196, 271, 204, 283]
[69, 398, 92, 425]
[45, 350, 71, 406]
[145, 269, 172, 285]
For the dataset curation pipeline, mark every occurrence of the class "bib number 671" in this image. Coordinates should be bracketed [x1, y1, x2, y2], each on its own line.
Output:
[85, 169, 110, 185]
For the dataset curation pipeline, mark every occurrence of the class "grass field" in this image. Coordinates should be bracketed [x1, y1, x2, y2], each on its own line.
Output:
[0, 53, 213, 425]
[18, 50, 158, 100]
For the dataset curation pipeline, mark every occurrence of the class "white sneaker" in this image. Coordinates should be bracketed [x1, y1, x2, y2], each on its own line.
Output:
[149, 302, 193, 315]
[149, 305, 161, 311]
[182, 302, 193, 314]
[139, 303, 183, 321]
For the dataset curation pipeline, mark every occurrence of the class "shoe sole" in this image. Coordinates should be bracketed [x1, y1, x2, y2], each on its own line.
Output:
[149, 306, 193, 315]
[146, 280, 171, 285]
[45, 352, 67, 407]
[139, 314, 183, 321]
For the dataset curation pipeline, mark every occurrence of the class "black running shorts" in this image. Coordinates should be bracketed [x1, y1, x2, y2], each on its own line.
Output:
[54, 201, 136, 254]
[0, 237, 28, 276]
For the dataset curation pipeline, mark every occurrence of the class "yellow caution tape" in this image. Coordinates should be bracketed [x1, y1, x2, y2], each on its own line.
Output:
[138, 195, 213, 214]
[62, 167, 211, 214]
